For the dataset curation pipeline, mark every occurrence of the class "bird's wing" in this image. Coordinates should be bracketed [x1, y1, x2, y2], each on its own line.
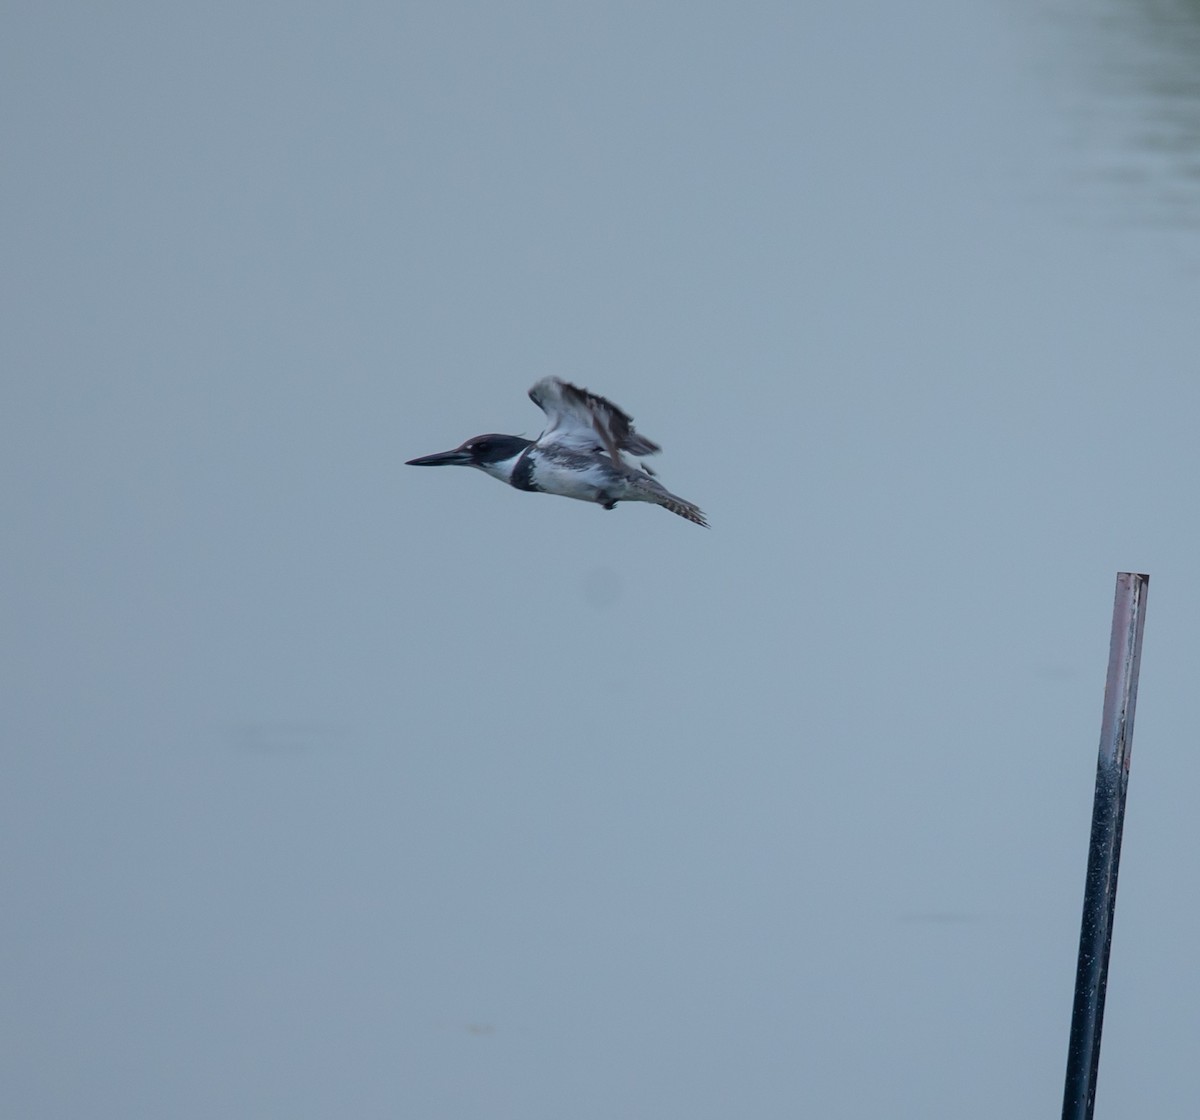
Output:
[528, 377, 661, 463]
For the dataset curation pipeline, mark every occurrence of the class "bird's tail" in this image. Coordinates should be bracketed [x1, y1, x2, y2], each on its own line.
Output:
[630, 476, 709, 527]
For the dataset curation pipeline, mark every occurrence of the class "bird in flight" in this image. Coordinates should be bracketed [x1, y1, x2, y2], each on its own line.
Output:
[407, 377, 707, 526]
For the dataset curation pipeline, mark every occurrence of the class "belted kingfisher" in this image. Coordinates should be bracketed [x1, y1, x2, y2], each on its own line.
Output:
[407, 377, 707, 526]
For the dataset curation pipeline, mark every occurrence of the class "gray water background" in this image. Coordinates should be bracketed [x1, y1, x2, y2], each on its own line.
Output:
[4, 3, 1200, 1116]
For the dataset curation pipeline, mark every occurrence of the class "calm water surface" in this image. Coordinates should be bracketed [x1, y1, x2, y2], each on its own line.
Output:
[3, 3, 1200, 1118]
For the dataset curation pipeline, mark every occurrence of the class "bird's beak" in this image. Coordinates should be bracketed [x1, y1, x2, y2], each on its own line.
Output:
[405, 446, 472, 467]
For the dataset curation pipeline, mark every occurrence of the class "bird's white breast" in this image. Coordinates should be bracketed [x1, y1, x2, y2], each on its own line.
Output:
[529, 455, 617, 502]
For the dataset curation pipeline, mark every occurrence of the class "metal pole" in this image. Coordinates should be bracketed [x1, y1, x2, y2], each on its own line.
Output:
[1062, 572, 1149, 1120]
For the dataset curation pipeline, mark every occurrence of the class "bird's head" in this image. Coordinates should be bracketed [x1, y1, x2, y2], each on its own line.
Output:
[406, 434, 532, 480]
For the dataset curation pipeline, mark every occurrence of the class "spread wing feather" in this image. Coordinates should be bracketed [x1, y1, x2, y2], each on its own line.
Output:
[528, 377, 661, 463]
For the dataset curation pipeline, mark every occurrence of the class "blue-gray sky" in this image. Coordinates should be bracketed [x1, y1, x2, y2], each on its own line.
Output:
[4, 3, 1199, 1117]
